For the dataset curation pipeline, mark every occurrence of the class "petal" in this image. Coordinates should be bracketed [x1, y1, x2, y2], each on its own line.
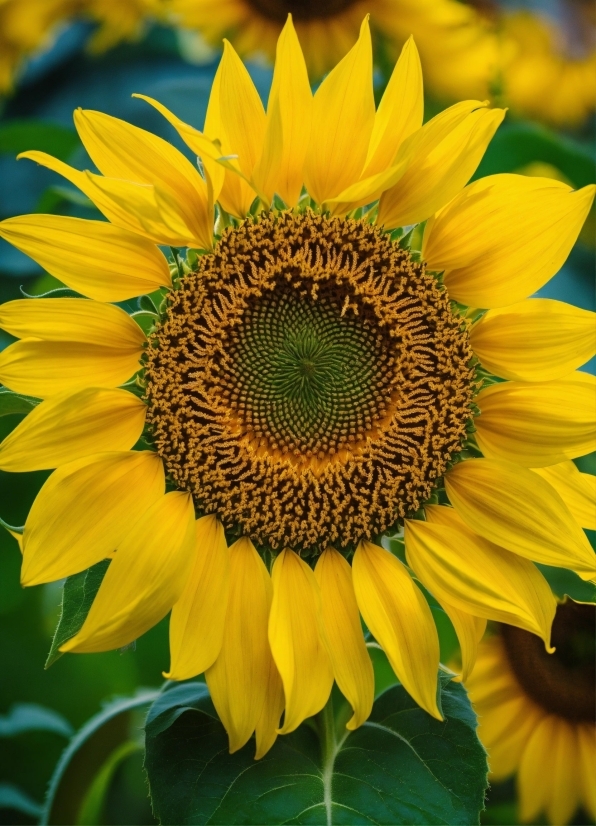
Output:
[470, 299, 596, 382]
[265, 16, 312, 207]
[19, 150, 195, 247]
[518, 715, 556, 823]
[423, 175, 596, 308]
[577, 724, 596, 820]
[362, 37, 423, 177]
[254, 655, 285, 759]
[269, 549, 333, 734]
[545, 721, 581, 826]
[0, 387, 146, 472]
[304, 17, 375, 204]
[218, 40, 267, 182]
[74, 110, 213, 250]
[533, 462, 596, 531]
[60, 491, 196, 653]
[22, 451, 164, 585]
[0, 298, 145, 347]
[203, 57, 255, 218]
[206, 537, 277, 754]
[352, 540, 441, 719]
[406, 507, 556, 645]
[166, 515, 230, 680]
[0, 340, 142, 398]
[0, 214, 171, 302]
[445, 458, 596, 579]
[378, 102, 505, 229]
[314, 548, 374, 730]
[440, 603, 486, 682]
[475, 373, 596, 467]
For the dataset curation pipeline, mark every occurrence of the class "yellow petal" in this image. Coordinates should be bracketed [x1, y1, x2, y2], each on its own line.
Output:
[423, 175, 596, 308]
[61, 491, 196, 653]
[577, 723, 596, 820]
[218, 40, 267, 183]
[0, 214, 171, 302]
[362, 37, 423, 177]
[269, 550, 333, 734]
[533, 462, 596, 531]
[406, 507, 556, 645]
[203, 56, 255, 218]
[470, 299, 596, 381]
[475, 373, 596, 467]
[206, 537, 277, 754]
[314, 548, 374, 730]
[265, 16, 312, 207]
[0, 340, 142, 398]
[22, 451, 164, 585]
[352, 540, 441, 719]
[254, 655, 285, 759]
[19, 150, 194, 248]
[0, 387, 146, 472]
[304, 17, 375, 204]
[445, 458, 596, 579]
[251, 95, 283, 206]
[440, 602, 486, 683]
[546, 721, 581, 826]
[166, 515, 230, 680]
[378, 102, 505, 229]
[518, 715, 556, 823]
[0, 298, 146, 347]
[74, 109, 213, 250]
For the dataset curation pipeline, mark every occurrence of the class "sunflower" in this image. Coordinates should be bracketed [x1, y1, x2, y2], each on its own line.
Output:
[0, 0, 76, 93]
[0, 0, 159, 93]
[497, 6, 596, 128]
[0, 19, 595, 758]
[167, 0, 498, 90]
[466, 602, 596, 825]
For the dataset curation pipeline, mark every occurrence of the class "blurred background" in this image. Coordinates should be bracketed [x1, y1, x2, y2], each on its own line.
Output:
[0, 0, 594, 823]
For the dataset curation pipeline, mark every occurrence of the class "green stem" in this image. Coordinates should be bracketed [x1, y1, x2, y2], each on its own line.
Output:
[317, 695, 337, 826]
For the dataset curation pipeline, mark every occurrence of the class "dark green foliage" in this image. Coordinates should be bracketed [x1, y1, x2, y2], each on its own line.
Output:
[145, 675, 488, 825]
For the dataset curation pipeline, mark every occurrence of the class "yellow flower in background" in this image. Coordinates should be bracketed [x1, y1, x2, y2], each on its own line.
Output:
[467, 602, 596, 825]
[499, 7, 596, 128]
[0, 19, 595, 758]
[0, 0, 76, 93]
[82, 0, 162, 53]
[0, 0, 160, 93]
[168, 0, 497, 92]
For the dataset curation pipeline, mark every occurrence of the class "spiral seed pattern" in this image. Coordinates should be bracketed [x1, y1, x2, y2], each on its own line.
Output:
[145, 211, 475, 552]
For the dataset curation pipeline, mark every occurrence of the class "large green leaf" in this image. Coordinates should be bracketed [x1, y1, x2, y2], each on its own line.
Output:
[46, 560, 110, 667]
[145, 675, 488, 825]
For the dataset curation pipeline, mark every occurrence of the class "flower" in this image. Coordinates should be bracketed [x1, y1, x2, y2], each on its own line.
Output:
[167, 0, 497, 91]
[168, 0, 596, 127]
[0, 0, 159, 93]
[0, 0, 75, 93]
[466, 602, 596, 825]
[0, 18, 594, 758]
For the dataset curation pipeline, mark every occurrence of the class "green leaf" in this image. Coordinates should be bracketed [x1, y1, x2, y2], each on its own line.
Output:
[76, 740, 141, 826]
[0, 121, 79, 162]
[45, 561, 110, 668]
[0, 388, 39, 418]
[41, 690, 159, 826]
[0, 783, 43, 819]
[0, 703, 73, 738]
[474, 122, 595, 188]
[145, 675, 488, 825]
[537, 564, 596, 603]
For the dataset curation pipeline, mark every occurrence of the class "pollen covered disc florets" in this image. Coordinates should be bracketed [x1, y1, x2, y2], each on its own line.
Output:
[145, 211, 475, 552]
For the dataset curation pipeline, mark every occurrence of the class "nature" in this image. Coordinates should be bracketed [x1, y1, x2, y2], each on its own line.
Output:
[0, 1, 594, 825]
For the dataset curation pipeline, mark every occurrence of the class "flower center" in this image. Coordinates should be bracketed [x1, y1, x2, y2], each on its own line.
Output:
[145, 211, 475, 553]
[501, 602, 595, 723]
[246, 0, 359, 23]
